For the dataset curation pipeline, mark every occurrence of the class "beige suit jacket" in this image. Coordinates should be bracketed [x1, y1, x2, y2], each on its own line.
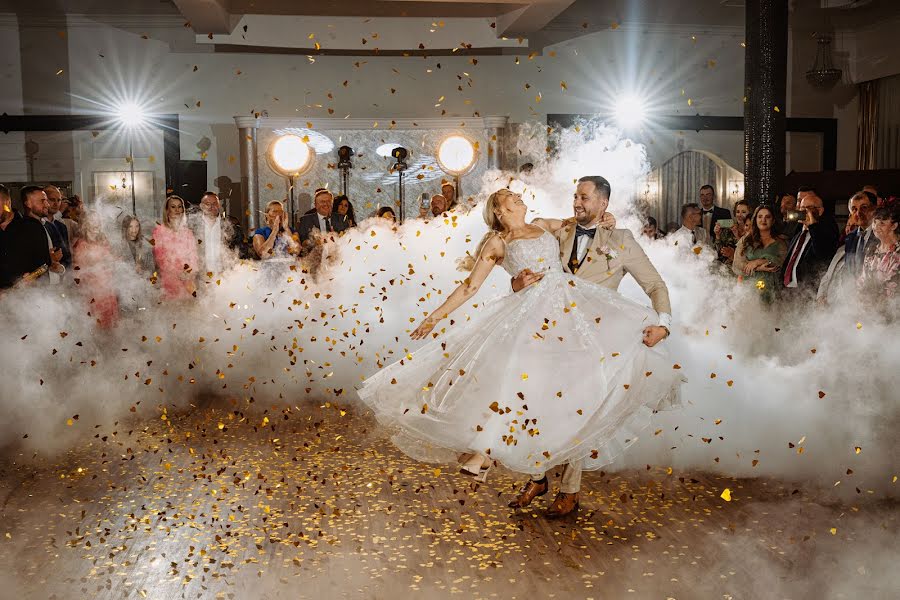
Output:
[556, 221, 672, 316]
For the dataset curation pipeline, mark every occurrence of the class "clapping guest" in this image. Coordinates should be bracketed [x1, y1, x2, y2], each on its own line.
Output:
[253, 200, 300, 260]
[73, 212, 118, 328]
[732, 205, 787, 304]
[858, 203, 900, 309]
[122, 215, 155, 274]
[152, 195, 198, 300]
[375, 206, 396, 222]
[331, 195, 357, 233]
[714, 199, 751, 263]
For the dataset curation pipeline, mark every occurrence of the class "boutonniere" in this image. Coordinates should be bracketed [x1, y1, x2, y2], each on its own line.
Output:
[598, 245, 618, 261]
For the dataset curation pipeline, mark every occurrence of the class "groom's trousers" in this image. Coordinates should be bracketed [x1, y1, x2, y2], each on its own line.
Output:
[533, 459, 582, 494]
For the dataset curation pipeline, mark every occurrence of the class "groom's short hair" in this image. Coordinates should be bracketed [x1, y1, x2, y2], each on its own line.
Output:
[577, 176, 611, 199]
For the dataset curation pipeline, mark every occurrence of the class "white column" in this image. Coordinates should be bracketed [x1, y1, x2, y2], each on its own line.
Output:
[483, 116, 509, 171]
[234, 116, 260, 231]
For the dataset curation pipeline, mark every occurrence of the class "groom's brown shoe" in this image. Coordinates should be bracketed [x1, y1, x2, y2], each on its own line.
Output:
[507, 477, 548, 508]
[545, 492, 579, 518]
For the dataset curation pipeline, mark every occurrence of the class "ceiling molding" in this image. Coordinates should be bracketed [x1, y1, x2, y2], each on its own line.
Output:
[236, 116, 509, 130]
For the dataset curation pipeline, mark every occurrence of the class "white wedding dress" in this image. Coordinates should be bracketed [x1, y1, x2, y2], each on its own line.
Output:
[358, 230, 684, 476]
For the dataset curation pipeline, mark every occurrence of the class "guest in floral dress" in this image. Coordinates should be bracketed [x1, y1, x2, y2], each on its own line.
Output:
[858, 204, 900, 310]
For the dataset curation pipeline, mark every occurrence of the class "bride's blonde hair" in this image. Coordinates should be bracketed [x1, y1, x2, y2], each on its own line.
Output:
[457, 189, 509, 271]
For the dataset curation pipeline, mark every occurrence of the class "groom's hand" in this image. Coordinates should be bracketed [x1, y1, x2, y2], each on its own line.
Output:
[600, 212, 617, 229]
[511, 268, 543, 292]
[642, 325, 669, 347]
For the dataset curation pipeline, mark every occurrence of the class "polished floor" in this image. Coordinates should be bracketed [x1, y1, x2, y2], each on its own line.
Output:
[1, 404, 895, 599]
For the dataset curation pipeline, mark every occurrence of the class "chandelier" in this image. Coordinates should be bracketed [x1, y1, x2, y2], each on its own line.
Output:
[805, 35, 842, 90]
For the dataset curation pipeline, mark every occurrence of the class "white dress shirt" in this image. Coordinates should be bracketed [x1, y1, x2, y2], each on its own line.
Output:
[202, 216, 223, 273]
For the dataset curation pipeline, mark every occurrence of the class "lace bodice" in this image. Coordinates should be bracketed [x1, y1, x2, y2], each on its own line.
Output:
[500, 231, 564, 277]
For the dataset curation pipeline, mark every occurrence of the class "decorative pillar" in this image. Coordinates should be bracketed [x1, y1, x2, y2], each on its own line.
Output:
[743, 0, 788, 206]
[234, 117, 260, 231]
[483, 116, 509, 171]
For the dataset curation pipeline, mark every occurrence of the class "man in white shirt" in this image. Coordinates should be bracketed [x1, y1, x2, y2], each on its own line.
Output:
[669, 203, 710, 249]
[192, 192, 227, 275]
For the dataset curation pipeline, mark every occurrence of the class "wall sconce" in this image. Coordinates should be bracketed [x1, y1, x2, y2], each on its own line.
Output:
[728, 178, 744, 201]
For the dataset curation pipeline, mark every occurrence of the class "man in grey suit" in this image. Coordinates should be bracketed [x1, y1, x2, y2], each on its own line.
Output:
[507, 175, 672, 518]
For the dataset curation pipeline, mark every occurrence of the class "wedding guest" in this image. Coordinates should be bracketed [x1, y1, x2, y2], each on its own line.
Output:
[297, 188, 334, 249]
[121, 215, 155, 274]
[842, 191, 878, 278]
[43, 185, 72, 270]
[4, 186, 62, 284]
[60, 194, 83, 243]
[779, 193, 799, 240]
[428, 194, 449, 218]
[732, 205, 787, 304]
[375, 206, 396, 222]
[441, 181, 457, 210]
[253, 200, 300, 260]
[670, 203, 710, 248]
[858, 203, 900, 310]
[226, 215, 249, 259]
[190, 191, 232, 274]
[781, 190, 840, 299]
[331, 194, 357, 233]
[714, 199, 751, 263]
[152, 195, 198, 300]
[640, 216, 664, 240]
[0, 184, 21, 289]
[73, 212, 118, 328]
[698, 184, 731, 239]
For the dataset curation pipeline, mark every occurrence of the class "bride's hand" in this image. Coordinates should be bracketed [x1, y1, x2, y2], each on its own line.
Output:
[411, 315, 439, 340]
[600, 212, 616, 229]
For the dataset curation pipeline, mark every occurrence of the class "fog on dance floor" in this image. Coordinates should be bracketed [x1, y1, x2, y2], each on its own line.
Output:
[1, 122, 897, 501]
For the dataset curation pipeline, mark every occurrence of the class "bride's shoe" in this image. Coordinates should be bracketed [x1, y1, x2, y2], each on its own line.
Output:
[459, 454, 492, 482]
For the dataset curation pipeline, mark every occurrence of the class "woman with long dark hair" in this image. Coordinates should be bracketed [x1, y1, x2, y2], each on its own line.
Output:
[732, 205, 787, 304]
[331, 195, 357, 233]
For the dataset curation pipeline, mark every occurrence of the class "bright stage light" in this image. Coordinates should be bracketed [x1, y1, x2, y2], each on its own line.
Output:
[116, 102, 147, 128]
[436, 135, 477, 176]
[614, 94, 647, 129]
[267, 134, 312, 175]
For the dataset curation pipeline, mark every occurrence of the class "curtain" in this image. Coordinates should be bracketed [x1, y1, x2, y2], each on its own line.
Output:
[856, 80, 879, 170]
[656, 151, 720, 232]
[876, 74, 900, 169]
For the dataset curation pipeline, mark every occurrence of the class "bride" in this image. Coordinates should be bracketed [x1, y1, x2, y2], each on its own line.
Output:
[358, 188, 683, 494]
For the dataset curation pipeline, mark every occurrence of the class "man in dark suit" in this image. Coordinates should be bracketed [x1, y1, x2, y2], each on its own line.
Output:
[843, 191, 879, 279]
[297, 188, 335, 254]
[781, 190, 840, 298]
[698, 184, 731, 240]
[4, 185, 61, 285]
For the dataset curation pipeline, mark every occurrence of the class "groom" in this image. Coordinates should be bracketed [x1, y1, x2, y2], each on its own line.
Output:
[508, 175, 672, 518]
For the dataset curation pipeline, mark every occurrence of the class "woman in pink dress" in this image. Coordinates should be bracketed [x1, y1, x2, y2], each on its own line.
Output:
[152, 195, 198, 301]
[72, 212, 119, 329]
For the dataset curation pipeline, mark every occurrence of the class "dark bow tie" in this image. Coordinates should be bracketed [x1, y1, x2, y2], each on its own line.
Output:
[575, 225, 597, 238]
[702, 208, 714, 214]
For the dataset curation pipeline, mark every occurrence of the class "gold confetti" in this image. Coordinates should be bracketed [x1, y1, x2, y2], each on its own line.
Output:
[720, 488, 732, 501]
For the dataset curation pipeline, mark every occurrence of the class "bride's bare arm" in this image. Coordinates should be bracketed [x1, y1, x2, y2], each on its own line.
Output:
[411, 235, 505, 339]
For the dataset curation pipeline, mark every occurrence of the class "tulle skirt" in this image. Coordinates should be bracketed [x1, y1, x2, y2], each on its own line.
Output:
[357, 271, 685, 476]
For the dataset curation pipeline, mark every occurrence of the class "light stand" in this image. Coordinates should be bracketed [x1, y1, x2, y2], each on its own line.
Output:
[288, 174, 296, 230]
[390, 146, 409, 223]
[337, 145, 353, 196]
[128, 134, 136, 216]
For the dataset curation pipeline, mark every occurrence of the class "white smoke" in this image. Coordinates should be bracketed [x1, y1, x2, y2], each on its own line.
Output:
[0, 122, 896, 502]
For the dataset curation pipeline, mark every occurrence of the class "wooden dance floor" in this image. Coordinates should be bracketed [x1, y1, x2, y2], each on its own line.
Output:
[1, 403, 895, 599]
